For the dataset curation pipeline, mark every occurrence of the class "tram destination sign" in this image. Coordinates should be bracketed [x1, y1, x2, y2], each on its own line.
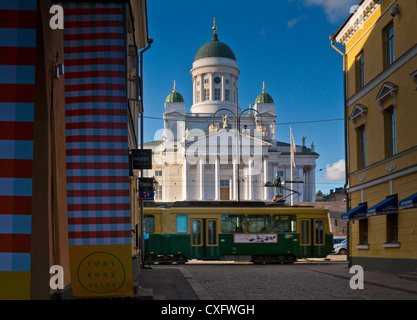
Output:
[130, 149, 152, 170]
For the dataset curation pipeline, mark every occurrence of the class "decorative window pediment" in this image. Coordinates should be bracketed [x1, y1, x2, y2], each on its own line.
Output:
[375, 82, 398, 112]
[349, 104, 368, 129]
[411, 70, 417, 91]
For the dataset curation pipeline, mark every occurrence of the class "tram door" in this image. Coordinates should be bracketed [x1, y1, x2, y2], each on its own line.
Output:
[300, 218, 325, 257]
[191, 218, 220, 260]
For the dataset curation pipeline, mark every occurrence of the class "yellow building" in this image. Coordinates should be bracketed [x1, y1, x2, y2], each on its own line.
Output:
[331, 0, 417, 274]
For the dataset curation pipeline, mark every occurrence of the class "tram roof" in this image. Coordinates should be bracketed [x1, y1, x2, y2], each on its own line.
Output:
[143, 201, 315, 208]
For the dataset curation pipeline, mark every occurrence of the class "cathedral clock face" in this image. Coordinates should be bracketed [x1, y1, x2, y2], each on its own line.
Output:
[214, 77, 221, 84]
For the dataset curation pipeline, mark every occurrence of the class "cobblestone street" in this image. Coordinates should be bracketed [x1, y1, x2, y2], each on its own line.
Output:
[157, 262, 417, 300]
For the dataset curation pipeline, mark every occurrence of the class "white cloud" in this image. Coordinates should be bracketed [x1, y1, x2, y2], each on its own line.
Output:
[321, 159, 345, 181]
[287, 16, 306, 28]
[296, 0, 358, 23]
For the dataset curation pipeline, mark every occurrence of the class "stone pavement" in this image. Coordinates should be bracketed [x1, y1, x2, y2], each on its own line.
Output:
[135, 259, 417, 300]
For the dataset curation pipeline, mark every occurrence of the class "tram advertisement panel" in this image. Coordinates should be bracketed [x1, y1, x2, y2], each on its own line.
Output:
[234, 234, 278, 243]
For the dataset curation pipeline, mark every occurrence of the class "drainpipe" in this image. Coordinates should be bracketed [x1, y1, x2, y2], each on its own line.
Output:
[139, 37, 153, 269]
[330, 37, 351, 267]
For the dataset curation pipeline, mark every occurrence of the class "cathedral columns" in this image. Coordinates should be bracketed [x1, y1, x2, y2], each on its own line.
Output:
[199, 156, 205, 200]
[214, 155, 220, 200]
[221, 73, 225, 101]
[248, 158, 253, 200]
[263, 156, 269, 200]
[183, 156, 189, 201]
[232, 156, 238, 200]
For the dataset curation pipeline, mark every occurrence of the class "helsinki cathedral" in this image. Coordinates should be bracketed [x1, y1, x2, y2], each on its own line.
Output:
[144, 20, 319, 203]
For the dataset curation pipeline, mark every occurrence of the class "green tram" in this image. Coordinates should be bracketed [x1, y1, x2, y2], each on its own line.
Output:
[142, 201, 333, 264]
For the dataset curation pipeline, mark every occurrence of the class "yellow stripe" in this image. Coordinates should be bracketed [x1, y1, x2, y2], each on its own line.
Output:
[0, 272, 31, 300]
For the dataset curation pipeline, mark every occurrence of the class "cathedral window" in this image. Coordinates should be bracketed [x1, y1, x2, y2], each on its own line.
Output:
[225, 89, 230, 101]
[204, 89, 210, 101]
[214, 88, 221, 100]
[204, 78, 209, 84]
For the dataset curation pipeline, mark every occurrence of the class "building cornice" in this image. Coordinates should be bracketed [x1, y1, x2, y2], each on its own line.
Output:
[335, 0, 381, 46]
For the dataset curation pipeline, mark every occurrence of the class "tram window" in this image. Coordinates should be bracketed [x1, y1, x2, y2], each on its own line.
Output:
[221, 215, 246, 233]
[208, 220, 217, 245]
[315, 220, 324, 244]
[301, 220, 310, 244]
[192, 220, 201, 245]
[273, 215, 297, 233]
[144, 215, 154, 233]
[176, 215, 188, 233]
[247, 215, 271, 233]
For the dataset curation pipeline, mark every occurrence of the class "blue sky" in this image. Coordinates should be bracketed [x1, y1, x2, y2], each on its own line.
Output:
[142, 0, 358, 195]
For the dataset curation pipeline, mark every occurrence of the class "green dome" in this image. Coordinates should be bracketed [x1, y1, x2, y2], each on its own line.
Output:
[255, 83, 274, 103]
[194, 34, 236, 62]
[255, 92, 274, 104]
[165, 90, 184, 103]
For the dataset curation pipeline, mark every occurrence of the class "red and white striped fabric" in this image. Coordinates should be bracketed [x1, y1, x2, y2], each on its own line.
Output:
[64, 2, 131, 246]
[0, 0, 37, 276]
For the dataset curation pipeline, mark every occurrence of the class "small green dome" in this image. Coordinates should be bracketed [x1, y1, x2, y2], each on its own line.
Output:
[165, 91, 184, 103]
[255, 92, 274, 104]
[194, 33, 236, 62]
[255, 82, 274, 103]
[166, 81, 184, 103]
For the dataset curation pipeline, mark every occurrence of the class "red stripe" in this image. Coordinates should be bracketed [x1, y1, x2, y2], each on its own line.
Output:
[0, 234, 31, 253]
[65, 70, 125, 79]
[65, 83, 126, 92]
[0, 10, 37, 28]
[0, 47, 37, 65]
[68, 203, 130, 211]
[67, 189, 130, 197]
[64, 45, 124, 54]
[66, 135, 127, 143]
[67, 176, 128, 183]
[64, 8, 123, 16]
[65, 108, 126, 117]
[65, 121, 127, 130]
[66, 162, 129, 170]
[64, 33, 124, 41]
[0, 159, 33, 178]
[0, 196, 32, 215]
[65, 58, 125, 67]
[0, 121, 34, 140]
[66, 149, 128, 156]
[0, 84, 34, 103]
[65, 96, 126, 104]
[65, 20, 123, 29]
[68, 216, 131, 225]
[68, 230, 130, 239]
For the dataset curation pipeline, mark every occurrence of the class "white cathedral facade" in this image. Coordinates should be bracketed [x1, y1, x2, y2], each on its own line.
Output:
[144, 22, 319, 203]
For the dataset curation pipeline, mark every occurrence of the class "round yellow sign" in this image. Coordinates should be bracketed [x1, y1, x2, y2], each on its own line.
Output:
[77, 251, 126, 294]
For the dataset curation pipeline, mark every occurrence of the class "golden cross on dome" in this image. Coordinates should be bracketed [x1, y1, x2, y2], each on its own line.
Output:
[212, 17, 217, 34]
[173, 80, 176, 92]
[262, 81, 266, 93]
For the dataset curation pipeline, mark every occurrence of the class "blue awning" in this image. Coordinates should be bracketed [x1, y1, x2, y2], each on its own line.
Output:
[367, 195, 398, 217]
[341, 202, 367, 221]
[399, 192, 417, 210]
